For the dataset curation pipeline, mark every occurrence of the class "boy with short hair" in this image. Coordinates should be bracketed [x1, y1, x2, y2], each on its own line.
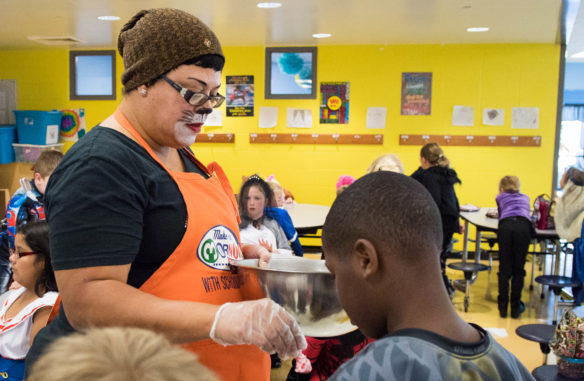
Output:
[323, 171, 534, 380]
[0, 150, 63, 292]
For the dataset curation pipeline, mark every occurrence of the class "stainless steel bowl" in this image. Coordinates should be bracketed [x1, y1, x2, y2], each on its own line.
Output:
[233, 257, 357, 337]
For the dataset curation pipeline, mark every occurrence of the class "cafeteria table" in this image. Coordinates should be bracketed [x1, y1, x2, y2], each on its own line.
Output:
[284, 203, 330, 235]
[284, 203, 330, 255]
[460, 208, 560, 274]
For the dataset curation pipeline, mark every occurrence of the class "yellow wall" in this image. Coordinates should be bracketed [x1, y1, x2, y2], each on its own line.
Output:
[0, 44, 560, 212]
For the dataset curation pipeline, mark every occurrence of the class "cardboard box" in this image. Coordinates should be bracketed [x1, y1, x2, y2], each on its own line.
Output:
[0, 162, 34, 196]
[0, 188, 9, 217]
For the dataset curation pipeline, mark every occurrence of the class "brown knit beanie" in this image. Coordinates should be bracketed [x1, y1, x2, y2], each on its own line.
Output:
[118, 8, 224, 92]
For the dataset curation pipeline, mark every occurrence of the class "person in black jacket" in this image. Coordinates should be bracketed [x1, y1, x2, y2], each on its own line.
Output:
[411, 142, 462, 298]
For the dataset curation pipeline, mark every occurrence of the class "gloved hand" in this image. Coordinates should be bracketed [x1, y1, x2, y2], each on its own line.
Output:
[210, 299, 307, 359]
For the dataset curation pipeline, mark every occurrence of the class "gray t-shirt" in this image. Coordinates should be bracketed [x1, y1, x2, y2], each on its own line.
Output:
[329, 324, 534, 381]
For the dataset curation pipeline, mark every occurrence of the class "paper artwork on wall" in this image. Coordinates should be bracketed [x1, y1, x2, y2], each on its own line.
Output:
[59, 109, 86, 142]
[452, 105, 474, 126]
[287, 108, 312, 128]
[483, 108, 504, 126]
[366, 107, 387, 129]
[226, 75, 254, 117]
[511, 107, 539, 129]
[259, 107, 278, 128]
[204, 108, 223, 126]
[320, 82, 349, 124]
[401, 72, 432, 115]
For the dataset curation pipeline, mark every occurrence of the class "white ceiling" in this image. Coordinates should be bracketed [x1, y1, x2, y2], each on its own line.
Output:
[0, 0, 582, 61]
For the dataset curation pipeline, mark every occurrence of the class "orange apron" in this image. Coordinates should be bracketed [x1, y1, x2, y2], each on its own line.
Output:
[114, 109, 269, 380]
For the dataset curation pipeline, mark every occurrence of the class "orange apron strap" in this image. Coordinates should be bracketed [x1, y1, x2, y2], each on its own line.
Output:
[47, 295, 61, 325]
[208, 161, 241, 224]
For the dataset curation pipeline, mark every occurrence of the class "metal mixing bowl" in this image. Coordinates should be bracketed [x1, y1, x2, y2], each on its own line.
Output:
[233, 257, 357, 337]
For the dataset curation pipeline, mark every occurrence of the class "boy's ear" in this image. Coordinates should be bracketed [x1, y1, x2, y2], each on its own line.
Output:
[352, 238, 380, 280]
[33, 172, 42, 183]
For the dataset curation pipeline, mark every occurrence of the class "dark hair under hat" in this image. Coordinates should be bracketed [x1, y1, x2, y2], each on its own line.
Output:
[118, 8, 225, 92]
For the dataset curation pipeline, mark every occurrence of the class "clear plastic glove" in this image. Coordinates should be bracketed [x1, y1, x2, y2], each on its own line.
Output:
[210, 299, 307, 359]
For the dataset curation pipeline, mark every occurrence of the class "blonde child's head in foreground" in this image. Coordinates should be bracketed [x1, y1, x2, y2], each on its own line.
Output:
[366, 154, 405, 174]
[499, 175, 520, 194]
[28, 327, 218, 381]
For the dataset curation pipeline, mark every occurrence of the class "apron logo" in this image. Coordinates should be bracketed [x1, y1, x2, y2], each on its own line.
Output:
[197, 225, 241, 271]
[201, 239, 218, 263]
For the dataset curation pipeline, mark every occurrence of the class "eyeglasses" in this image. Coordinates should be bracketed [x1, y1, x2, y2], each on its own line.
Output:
[9, 248, 37, 259]
[161, 75, 225, 108]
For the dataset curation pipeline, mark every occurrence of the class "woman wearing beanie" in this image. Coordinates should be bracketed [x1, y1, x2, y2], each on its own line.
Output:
[25, 9, 305, 381]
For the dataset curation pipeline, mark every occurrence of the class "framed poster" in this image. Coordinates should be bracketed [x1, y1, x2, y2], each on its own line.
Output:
[226, 75, 254, 117]
[401, 72, 432, 115]
[265, 47, 317, 99]
[320, 82, 349, 124]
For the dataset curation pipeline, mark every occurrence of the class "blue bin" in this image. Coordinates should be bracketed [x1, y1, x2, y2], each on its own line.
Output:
[0, 125, 16, 164]
[14, 110, 62, 145]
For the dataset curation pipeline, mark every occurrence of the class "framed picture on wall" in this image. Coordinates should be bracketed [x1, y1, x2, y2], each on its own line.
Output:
[69, 50, 116, 100]
[265, 47, 317, 99]
[401, 72, 432, 115]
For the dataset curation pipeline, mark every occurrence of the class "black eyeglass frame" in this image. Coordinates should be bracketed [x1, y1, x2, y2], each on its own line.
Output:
[161, 75, 225, 108]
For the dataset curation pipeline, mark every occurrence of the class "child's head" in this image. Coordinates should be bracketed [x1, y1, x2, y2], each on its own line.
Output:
[322, 171, 442, 339]
[366, 154, 404, 174]
[562, 167, 584, 188]
[336, 175, 356, 196]
[499, 175, 520, 193]
[420, 142, 449, 168]
[10, 220, 57, 296]
[238, 174, 275, 221]
[33, 150, 63, 194]
[266, 176, 285, 207]
[28, 327, 218, 381]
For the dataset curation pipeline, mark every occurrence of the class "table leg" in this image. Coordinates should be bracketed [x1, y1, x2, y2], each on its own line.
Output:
[530, 240, 537, 290]
[552, 293, 559, 325]
[475, 229, 482, 263]
[553, 239, 561, 276]
[462, 220, 470, 262]
[464, 279, 470, 312]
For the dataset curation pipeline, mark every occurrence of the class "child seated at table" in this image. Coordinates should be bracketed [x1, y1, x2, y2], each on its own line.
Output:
[238, 175, 292, 255]
[0, 150, 63, 294]
[265, 176, 303, 257]
[335, 175, 355, 196]
[322, 171, 533, 380]
[496, 176, 533, 318]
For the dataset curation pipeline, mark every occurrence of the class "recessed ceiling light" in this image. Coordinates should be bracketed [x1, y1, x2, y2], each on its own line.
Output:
[257, 2, 282, 8]
[312, 33, 331, 39]
[571, 51, 584, 58]
[97, 15, 120, 21]
[467, 27, 489, 32]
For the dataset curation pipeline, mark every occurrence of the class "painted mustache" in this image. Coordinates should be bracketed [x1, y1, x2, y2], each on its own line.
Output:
[179, 110, 208, 124]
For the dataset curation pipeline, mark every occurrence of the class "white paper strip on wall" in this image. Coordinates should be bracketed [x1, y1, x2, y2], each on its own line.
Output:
[287, 108, 312, 128]
[483, 108, 504, 126]
[205, 108, 223, 126]
[452, 105, 474, 126]
[259, 107, 278, 128]
[366, 107, 387, 129]
[511, 107, 539, 129]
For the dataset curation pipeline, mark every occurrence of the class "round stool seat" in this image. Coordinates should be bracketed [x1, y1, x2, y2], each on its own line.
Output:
[448, 262, 490, 272]
[448, 262, 490, 280]
[532, 365, 573, 381]
[516, 324, 556, 344]
[535, 276, 580, 294]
